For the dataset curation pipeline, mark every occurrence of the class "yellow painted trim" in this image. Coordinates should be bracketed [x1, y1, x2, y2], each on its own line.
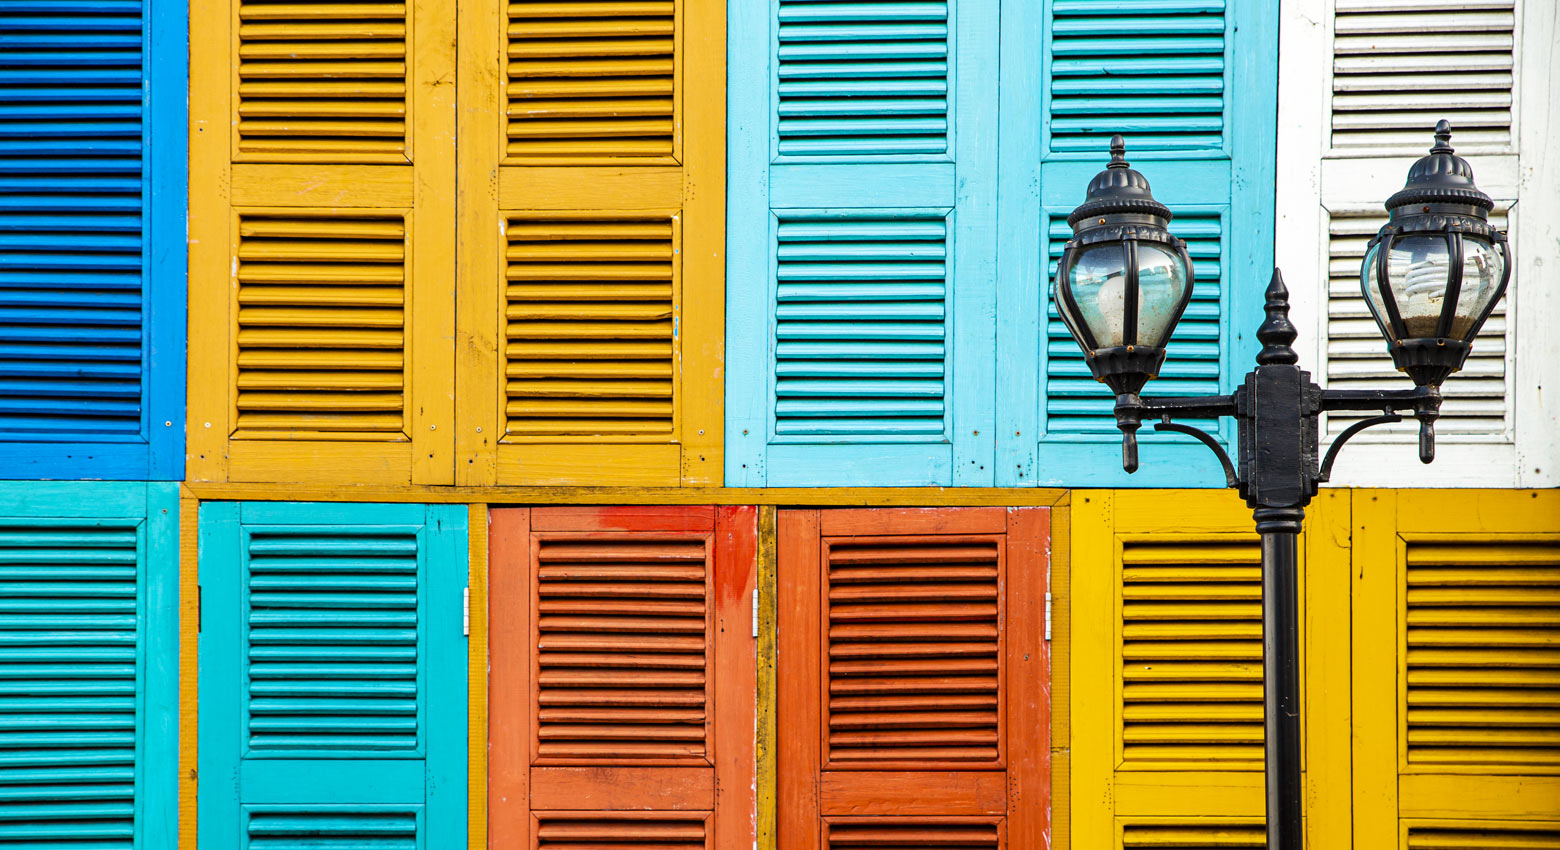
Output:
[1050, 502, 1071, 850]
[178, 488, 199, 850]
[1352, 488, 1398, 849]
[468, 505, 488, 850]
[185, 0, 231, 482]
[1304, 489, 1353, 849]
[1069, 490, 1112, 850]
[755, 506, 777, 850]
[182, 484, 1072, 506]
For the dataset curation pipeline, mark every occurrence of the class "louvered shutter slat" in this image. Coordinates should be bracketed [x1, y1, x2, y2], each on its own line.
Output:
[1121, 820, 1267, 847]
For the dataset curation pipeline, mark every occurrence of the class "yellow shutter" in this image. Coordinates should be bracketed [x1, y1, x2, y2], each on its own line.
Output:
[190, 0, 456, 484]
[1354, 490, 1560, 848]
[456, 0, 723, 486]
[1070, 490, 1352, 849]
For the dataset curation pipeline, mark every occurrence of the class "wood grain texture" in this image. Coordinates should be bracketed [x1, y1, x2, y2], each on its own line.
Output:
[820, 773, 1007, 816]
[182, 484, 1072, 506]
[756, 506, 778, 850]
[488, 507, 532, 845]
[177, 488, 198, 850]
[1050, 502, 1071, 850]
[469, 505, 489, 850]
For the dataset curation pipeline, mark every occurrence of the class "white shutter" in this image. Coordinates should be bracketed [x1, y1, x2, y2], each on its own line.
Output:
[1275, 0, 1557, 487]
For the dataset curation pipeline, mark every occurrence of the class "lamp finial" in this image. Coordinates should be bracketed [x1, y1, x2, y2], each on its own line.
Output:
[1432, 119, 1454, 154]
[1108, 135, 1128, 169]
[1256, 269, 1299, 366]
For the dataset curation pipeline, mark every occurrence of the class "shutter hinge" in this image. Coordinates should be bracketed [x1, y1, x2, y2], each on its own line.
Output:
[463, 587, 470, 637]
[1044, 592, 1052, 642]
[196, 585, 202, 634]
[751, 586, 759, 638]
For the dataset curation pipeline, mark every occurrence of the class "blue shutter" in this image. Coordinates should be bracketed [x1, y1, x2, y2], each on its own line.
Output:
[199, 502, 466, 849]
[0, 0, 186, 479]
[995, 0, 1277, 486]
[728, 0, 998, 486]
[0, 481, 178, 848]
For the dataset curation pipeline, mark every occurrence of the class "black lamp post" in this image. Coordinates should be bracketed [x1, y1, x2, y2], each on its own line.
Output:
[1053, 123, 1508, 850]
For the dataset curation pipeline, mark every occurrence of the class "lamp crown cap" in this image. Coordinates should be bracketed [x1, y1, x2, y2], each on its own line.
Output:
[1067, 135, 1172, 227]
[1386, 120, 1494, 214]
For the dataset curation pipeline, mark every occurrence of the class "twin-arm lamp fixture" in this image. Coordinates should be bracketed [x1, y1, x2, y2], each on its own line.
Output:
[1051, 121, 1509, 850]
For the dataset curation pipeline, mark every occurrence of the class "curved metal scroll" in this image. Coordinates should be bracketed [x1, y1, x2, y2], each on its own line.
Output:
[1152, 418, 1237, 487]
[1318, 413, 1403, 482]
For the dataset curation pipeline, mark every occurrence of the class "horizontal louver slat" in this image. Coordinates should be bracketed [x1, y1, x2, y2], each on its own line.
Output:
[1121, 819, 1266, 847]
[0, 520, 141, 847]
[775, 0, 950, 157]
[0, 3, 145, 438]
[827, 818, 1002, 850]
[246, 808, 420, 845]
[505, 0, 677, 159]
[1404, 539, 1560, 769]
[1048, 0, 1227, 153]
[537, 813, 708, 849]
[1406, 822, 1560, 849]
[1325, 208, 1509, 437]
[775, 215, 948, 440]
[236, 0, 410, 161]
[1121, 537, 1265, 768]
[1046, 212, 1223, 435]
[504, 216, 676, 438]
[235, 213, 407, 439]
[535, 534, 710, 762]
[1331, 0, 1514, 150]
[826, 537, 1002, 766]
[245, 527, 423, 754]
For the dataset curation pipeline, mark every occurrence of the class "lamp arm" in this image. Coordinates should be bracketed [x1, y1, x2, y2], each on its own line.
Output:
[1152, 417, 1238, 487]
[1112, 392, 1239, 478]
[1320, 385, 1442, 464]
[1317, 413, 1403, 482]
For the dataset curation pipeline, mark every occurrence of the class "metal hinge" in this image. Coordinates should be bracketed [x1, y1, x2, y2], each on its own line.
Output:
[751, 586, 759, 638]
[1044, 592, 1052, 642]
[463, 587, 470, 636]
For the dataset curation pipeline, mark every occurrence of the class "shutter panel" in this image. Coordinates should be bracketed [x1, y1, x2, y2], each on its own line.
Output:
[0, 0, 183, 478]
[1324, 207, 1510, 438]
[198, 502, 467, 849]
[1353, 492, 1560, 847]
[777, 508, 1048, 850]
[489, 507, 755, 850]
[1007, 0, 1274, 486]
[1331, 0, 1515, 152]
[457, 0, 722, 486]
[189, 0, 454, 484]
[1071, 492, 1352, 848]
[727, 0, 997, 486]
[0, 482, 177, 847]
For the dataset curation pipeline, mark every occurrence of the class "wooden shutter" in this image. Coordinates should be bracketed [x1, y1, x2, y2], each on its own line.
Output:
[777, 508, 1048, 850]
[1277, 0, 1557, 487]
[726, 0, 999, 487]
[188, 0, 455, 484]
[1353, 491, 1560, 847]
[0, 482, 177, 847]
[198, 501, 467, 849]
[456, 0, 724, 486]
[1071, 490, 1353, 849]
[0, 0, 184, 479]
[996, 0, 1276, 486]
[489, 506, 755, 849]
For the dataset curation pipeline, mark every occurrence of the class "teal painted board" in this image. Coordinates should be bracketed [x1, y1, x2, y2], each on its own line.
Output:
[727, 0, 999, 486]
[996, 0, 1278, 486]
[0, 0, 187, 480]
[198, 502, 467, 849]
[0, 481, 178, 846]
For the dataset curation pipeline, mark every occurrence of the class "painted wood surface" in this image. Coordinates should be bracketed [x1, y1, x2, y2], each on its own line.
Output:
[0, 0, 186, 479]
[488, 506, 756, 848]
[455, 0, 725, 487]
[187, 0, 457, 485]
[776, 507, 1050, 849]
[726, 0, 1001, 486]
[197, 501, 468, 848]
[0, 482, 178, 846]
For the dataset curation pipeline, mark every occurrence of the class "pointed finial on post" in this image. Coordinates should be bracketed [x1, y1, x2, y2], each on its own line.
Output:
[1108, 134, 1129, 169]
[1256, 269, 1299, 366]
[1431, 119, 1454, 154]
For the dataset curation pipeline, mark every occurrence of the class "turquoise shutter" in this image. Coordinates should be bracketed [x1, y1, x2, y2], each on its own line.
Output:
[727, 0, 999, 486]
[199, 502, 466, 849]
[995, 0, 1277, 486]
[0, 0, 185, 479]
[0, 482, 177, 847]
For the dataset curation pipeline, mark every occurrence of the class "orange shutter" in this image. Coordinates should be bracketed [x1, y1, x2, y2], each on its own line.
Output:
[490, 506, 756, 848]
[777, 508, 1050, 850]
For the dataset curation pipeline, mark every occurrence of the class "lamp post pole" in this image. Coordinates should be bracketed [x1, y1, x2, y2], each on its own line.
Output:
[1053, 125, 1508, 850]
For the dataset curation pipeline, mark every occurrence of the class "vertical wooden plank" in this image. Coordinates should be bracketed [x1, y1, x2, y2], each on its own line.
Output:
[1007, 507, 1052, 849]
[145, 0, 189, 480]
[195, 502, 241, 848]
[715, 507, 758, 850]
[469, 505, 490, 850]
[144, 484, 181, 846]
[1305, 488, 1352, 848]
[1050, 501, 1072, 850]
[776, 510, 822, 850]
[428, 505, 472, 845]
[488, 508, 532, 845]
[177, 488, 199, 850]
[1069, 491, 1114, 849]
[756, 506, 778, 850]
[1352, 489, 1399, 849]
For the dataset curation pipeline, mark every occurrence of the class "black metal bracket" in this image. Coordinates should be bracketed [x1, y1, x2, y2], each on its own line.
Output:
[1317, 412, 1403, 483]
[1152, 416, 1237, 487]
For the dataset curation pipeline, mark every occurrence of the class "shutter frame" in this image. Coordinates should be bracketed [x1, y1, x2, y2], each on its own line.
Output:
[0, 0, 186, 479]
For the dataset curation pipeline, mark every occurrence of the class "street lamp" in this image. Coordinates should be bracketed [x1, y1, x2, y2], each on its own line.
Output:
[1052, 124, 1507, 850]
